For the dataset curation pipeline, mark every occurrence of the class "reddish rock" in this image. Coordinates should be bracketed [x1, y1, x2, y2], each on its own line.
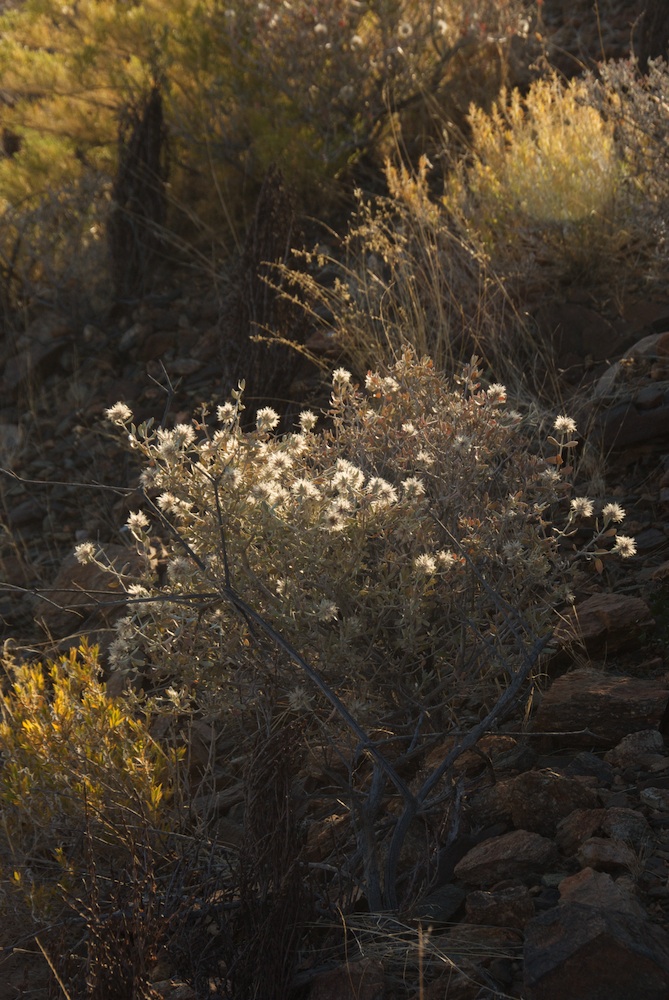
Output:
[466, 783, 513, 829]
[308, 959, 385, 1000]
[601, 808, 652, 846]
[556, 808, 607, 855]
[524, 898, 669, 1000]
[558, 867, 646, 917]
[503, 769, 599, 836]
[532, 668, 669, 750]
[576, 836, 637, 873]
[553, 593, 653, 656]
[465, 885, 535, 929]
[454, 830, 559, 887]
[605, 729, 667, 769]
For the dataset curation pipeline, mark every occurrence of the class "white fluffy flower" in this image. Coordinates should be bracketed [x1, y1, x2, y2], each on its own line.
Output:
[414, 553, 437, 574]
[570, 497, 594, 518]
[602, 502, 625, 524]
[74, 541, 97, 564]
[613, 535, 636, 558]
[554, 415, 577, 435]
[256, 407, 280, 432]
[105, 401, 132, 425]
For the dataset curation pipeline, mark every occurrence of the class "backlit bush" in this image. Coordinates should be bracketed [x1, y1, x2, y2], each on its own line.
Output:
[94, 355, 591, 730]
[280, 155, 530, 380]
[447, 74, 638, 292]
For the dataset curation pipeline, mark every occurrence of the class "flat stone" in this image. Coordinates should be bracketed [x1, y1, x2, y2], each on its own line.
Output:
[553, 593, 653, 656]
[605, 730, 667, 769]
[558, 867, 645, 918]
[556, 808, 607, 855]
[524, 901, 669, 1000]
[601, 807, 652, 847]
[576, 836, 638, 872]
[454, 830, 559, 887]
[532, 668, 669, 750]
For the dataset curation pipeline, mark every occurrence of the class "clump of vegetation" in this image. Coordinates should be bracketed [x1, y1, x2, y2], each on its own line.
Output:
[446, 72, 657, 295]
[0, 642, 185, 993]
[446, 61, 667, 302]
[94, 357, 557, 720]
[91, 355, 634, 732]
[279, 155, 533, 382]
[0, 0, 532, 305]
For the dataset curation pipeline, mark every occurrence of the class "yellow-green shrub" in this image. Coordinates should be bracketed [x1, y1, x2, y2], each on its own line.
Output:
[447, 74, 636, 289]
[0, 642, 179, 921]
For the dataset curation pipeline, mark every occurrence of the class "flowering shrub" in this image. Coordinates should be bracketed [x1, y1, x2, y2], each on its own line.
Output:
[91, 354, 633, 728]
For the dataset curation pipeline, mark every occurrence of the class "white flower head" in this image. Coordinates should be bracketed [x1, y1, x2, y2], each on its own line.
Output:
[291, 477, 321, 501]
[167, 557, 193, 583]
[323, 506, 346, 532]
[602, 502, 626, 524]
[401, 476, 425, 500]
[398, 21, 413, 38]
[436, 549, 459, 569]
[126, 510, 149, 533]
[299, 410, 318, 432]
[613, 534, 637, 558]
[256, 407, 280, 432]
[414, 553, 437, 575]
[570, 497, 594, 518]
[332, 459, 365, 492]
[332, 367, 352, 388]
[217, 402, 236, 423]
[105, 401, 133, 425]
[554, 415, 577, 435]
[366, 476, 398, 509]
[316, 599, 339, 622]
[486, 383, 507, 404]
[74, 541, 97, 565]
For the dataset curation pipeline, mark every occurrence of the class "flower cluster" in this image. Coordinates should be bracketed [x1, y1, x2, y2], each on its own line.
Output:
[95, 354, 634, 723]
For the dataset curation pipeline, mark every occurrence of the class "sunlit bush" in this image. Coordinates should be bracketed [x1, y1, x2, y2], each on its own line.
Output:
[93, 355, 632, 731]
[446, 74, 639, 291]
